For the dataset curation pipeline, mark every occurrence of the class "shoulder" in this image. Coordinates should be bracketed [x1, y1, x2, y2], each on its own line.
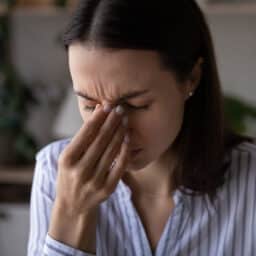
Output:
[227, 140, 256, 187]
[35, 137, 72, 176]
[235, 140, 256, 153]
[29, 138, 72, 201]
[230, 140, 256, 168]
[211, 140, 256, 211]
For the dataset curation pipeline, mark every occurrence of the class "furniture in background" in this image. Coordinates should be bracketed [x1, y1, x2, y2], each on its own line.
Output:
[0, 165, 34, 256]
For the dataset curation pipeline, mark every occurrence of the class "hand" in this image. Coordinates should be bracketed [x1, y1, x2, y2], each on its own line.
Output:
[55, 103, 130, 216]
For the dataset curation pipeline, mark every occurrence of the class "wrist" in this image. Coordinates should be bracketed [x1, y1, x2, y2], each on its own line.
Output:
[48, 200, 98, 252]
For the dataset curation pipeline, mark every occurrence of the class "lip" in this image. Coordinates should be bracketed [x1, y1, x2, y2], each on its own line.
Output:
[130, 148, 142, 152]
[130, 148, 142, 156]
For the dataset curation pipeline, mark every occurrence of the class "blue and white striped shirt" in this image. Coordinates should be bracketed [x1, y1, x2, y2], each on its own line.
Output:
[27, 138, 256, 256]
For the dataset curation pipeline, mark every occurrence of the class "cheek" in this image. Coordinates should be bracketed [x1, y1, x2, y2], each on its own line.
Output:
[131, 99, 184, 132]
[166, 100, 185, 131]
[77, 101, 91, 122]
[150, 101, 185, 139]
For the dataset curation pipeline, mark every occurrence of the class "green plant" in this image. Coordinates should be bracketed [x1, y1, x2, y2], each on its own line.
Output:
[0, 65, 39, 164]
[0, 11, 40, 165]
[224, 94, 256, 135]
[55, 0, 68, 7]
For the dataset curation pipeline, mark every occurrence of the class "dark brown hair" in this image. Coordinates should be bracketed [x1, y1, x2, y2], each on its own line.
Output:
[63, 0, 254, 200]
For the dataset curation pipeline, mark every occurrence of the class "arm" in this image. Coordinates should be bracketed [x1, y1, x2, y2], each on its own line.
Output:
[48, 198, 98, 254]
[27, 151, 96, 256]
[28, 103, 130, 256]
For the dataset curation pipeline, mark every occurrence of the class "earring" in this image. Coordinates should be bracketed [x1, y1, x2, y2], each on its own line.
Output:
[189, 91, 193, 97]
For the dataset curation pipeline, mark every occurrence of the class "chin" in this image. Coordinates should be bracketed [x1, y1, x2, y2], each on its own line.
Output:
[124, 166, 139, 173]
[124, 156, 149, 173]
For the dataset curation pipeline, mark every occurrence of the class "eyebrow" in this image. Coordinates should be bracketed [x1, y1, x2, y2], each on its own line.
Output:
[74, 89, 150, 103]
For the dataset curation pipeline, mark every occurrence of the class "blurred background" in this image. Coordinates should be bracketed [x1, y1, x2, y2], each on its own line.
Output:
[0, 0, 256, 255]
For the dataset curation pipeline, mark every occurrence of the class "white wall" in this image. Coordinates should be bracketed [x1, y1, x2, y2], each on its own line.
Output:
[0, 204, 30, 256]
[206, 12, 256, 106]
[10, 9, 72, 146]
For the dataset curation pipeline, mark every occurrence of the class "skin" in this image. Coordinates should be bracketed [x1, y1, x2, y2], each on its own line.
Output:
[68, 42, 203, 200]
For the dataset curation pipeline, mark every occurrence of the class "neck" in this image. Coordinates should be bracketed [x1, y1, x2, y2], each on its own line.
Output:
[122, 148, 177, 199]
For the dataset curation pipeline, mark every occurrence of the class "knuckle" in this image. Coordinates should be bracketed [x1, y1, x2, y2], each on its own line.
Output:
[58, 151, 72, 166]
[86, 182, 98, 193]
[69, 168, 82, 181]
[101, 186, 113, 196]
[99, 189, 110, 200]
[113, 160, 120, 170]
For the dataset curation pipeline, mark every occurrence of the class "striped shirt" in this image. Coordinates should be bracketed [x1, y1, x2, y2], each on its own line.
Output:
[27, 138, 256, 256]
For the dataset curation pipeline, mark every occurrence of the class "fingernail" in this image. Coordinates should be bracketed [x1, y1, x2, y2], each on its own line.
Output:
[103, 103, 112, 113]
[115, 105, 125, 115]
[124, 134, 130, 144]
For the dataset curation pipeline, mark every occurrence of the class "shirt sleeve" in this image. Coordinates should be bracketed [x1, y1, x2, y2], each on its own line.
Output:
[27, 147, 96, 256]
[44, 234, 96, 256]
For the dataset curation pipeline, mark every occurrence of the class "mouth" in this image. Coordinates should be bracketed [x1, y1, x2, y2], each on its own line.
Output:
[130, 148, 143, 156]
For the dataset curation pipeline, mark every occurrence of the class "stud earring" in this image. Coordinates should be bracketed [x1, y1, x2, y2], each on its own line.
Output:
[189, 91, 193, 97]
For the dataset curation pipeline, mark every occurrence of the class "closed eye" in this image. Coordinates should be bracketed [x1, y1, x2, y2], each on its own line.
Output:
[83, 103, 150, 112]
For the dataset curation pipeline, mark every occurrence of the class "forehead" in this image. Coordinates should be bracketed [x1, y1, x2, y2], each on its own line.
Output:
[68, 44, 163, 76]
[68, 44, 166, 99]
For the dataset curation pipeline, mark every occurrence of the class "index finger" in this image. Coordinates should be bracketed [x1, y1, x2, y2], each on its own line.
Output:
[61, 103, 110, 165]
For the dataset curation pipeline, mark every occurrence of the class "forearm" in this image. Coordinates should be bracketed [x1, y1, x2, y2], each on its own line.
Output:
[48, 200, 98, 254]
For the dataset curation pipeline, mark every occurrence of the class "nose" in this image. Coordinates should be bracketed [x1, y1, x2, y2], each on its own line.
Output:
[102, 100, 129, 113]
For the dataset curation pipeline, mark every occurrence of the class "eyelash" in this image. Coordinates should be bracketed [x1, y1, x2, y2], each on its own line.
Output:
[83, 103, 149, 112]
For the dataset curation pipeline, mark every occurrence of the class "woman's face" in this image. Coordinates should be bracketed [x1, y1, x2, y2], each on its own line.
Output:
[68, 43, 195, 171]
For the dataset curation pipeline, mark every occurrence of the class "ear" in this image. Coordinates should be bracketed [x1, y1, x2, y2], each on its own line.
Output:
[183, 57, 204, 100]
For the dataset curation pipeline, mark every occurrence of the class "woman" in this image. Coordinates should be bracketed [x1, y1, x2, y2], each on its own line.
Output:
[27, 0, 256, 255]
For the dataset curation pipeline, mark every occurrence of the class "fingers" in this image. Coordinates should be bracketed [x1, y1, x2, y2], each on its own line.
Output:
[55, 101, 131, 214]
[92, 121, 127, 186]
[78, 105, 126, 178]
[59, 104, 107, 166]
[104, 134, 130, 193]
